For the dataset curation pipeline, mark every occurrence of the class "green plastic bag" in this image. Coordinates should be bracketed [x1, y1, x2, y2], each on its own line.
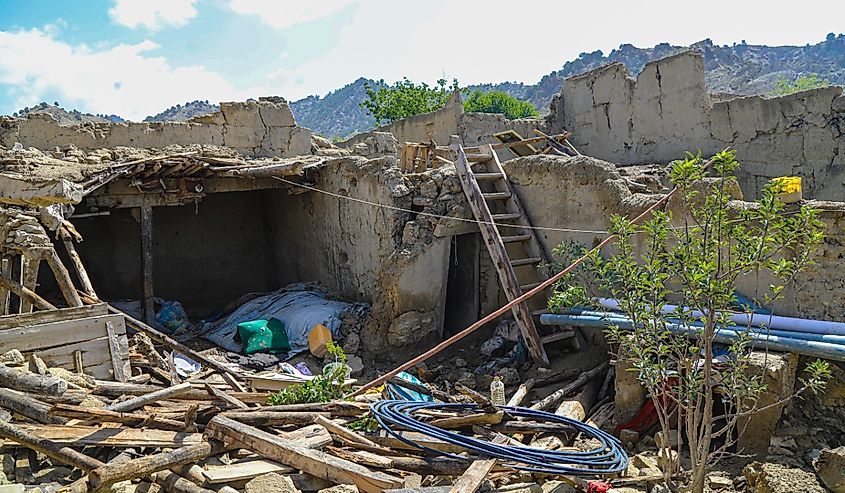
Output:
[237, 318, 290, 355]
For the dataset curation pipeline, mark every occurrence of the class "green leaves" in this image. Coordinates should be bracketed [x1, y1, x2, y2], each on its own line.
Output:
[463, 90, 539, 119]
[769, 73, 831, 97]
[268, 341, 350, 405]
[360, 78, 459, 125]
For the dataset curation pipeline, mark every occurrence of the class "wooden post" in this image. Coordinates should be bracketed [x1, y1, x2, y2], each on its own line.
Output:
[62, 235, 97, 298]
[140, 203, 155, 326]
[106, 381, 192, 412]
[0, 272, 56, 311]
[0, 388, 67, 424]
[105, 321, 127, 383]
[44, 249, 83, 307]
[530, 362, 609, 411]
[0, 364, 68, 396]
[0, 256, 11, 315]
[18, 256, 40, 314]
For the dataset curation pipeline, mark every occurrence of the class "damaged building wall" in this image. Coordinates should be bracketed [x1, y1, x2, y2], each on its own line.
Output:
[503, 154, 845, 323]
[0, 97, 312, 158]
[548, 51, 845, 201]
[343, 92, 547, 160]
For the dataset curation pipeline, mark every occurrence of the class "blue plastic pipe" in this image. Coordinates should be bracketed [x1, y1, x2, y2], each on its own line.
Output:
[540, 312, 845, 361]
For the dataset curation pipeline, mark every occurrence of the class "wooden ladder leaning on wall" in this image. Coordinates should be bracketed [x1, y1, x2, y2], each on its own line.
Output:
[452, 140, 576, 367]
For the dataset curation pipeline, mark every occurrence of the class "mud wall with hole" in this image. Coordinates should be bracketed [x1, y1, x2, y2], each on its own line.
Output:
[0, 98, 312, 158]
[547, 51, 845, 201]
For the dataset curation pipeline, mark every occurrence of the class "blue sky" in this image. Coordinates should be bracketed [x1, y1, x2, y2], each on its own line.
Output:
[1, 0, 843, 120]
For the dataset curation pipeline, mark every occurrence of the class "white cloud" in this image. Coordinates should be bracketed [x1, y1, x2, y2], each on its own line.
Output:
[109, 0, 199, 31]
[0, 28, 264, 120]
[227, 0, 355, 29]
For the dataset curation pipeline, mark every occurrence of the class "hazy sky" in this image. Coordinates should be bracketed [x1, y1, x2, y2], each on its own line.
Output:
[1, 0, 843, 120]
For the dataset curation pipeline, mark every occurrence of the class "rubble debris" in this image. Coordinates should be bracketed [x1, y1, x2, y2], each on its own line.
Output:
[814, 446, 845, 492]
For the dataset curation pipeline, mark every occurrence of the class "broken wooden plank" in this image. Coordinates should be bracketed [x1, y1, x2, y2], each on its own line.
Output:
[0, 419, 104, 472]
[429, 411, 504, 429]
[259, 401, 370, 416]
[12, 424, 203, 448]
[48, 403, 185, 431]
[18, 256, 40, 314]
[205, 382, 247, 409]
[326, 446, 393, 469]
[313, 415, 379, 449]
[106, 381, 193, 412]
[221, 410, 328, 426]
[105, 320, 127, 383]
[61, 235, 97, 299]
[0, 364, 67, 396]
[206, 415, 404, 493]
[0, 303, 107, 330]
[201, 458, 296, 484]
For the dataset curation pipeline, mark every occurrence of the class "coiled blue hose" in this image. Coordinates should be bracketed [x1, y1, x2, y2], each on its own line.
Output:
[370, 400, 628, 476]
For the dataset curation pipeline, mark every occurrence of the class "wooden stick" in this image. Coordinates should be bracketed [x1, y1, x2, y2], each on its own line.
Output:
[222, 411, 329, 427]
[206, 415, 404, 493]
[429, 411, 504, 429]
[61, 235, 97, 298]
[314, 415, 378, 448]
[106, 381, 193, 412]
[0, 271, 56, 311]
[0, 419, 104, 472]
[49, 403, 185, 431]
[530, 362, 609, 411]
[0, 387, 66, 424]
[18, 256, 40, 313]
[349, 152, 722, 397]
[258, 401, 370, 416]
[506, 378, 535, 407]
[388, 376, 455, 402]
[89, 440, 227, 490]
[205, 382, 247, 409]
[0, 257, 10, 315]
[150, 470, 219, 493]
[108, 305, 242, 379]
[44, 249, 83, 307]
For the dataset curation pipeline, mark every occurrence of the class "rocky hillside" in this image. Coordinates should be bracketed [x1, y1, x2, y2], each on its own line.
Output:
[143, 100, 219, 122]
[290, 35, 845, 138]
[11, 102, 124, 125]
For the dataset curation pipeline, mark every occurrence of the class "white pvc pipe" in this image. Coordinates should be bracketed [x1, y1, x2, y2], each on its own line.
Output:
[597, 298, 845, 336]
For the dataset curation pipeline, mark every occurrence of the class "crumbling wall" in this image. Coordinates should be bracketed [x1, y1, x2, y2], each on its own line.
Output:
[548, 51, 845, 201]
[0, 97, 312, 158]
[343, 92, 546, 157]
[504, 154, 845, 323]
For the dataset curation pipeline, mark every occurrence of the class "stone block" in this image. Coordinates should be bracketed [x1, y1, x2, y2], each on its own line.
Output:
[258, 99, 296, 127]
[737, 351, 798, 456]
[246, 473, 301, 493]
[814, 446, 845, 492]
[743, 461, 826, 493]
[613, 358, 646, 425]
[224, 125, 263, 151]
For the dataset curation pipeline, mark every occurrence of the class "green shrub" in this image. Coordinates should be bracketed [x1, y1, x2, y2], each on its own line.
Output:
[770, 73, 831, 96]
[267, 341, 349, 405]
[463, 90, 539, 119]
[360, 78, 459, 125]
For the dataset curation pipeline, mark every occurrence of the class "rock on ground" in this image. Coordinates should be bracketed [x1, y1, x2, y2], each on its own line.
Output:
[245, 473, 301, 493]
[814, 446, 845, 492]
[743, 462, 826, 493]
[317, 486, 358, 493]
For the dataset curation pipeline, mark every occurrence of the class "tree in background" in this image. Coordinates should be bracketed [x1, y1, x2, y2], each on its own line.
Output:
[770, 73, 831, 96]
[463, 90, 539, 119]
[547, 150, 830, 493]
[360, 78, 459, 125]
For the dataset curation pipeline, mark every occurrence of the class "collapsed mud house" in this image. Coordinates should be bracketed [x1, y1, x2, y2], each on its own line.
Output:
[0, 50, 843, 492]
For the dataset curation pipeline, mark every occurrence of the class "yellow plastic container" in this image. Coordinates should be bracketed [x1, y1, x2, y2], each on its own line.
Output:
[307, 324, 333, 358]
[771, 176, 802, 204]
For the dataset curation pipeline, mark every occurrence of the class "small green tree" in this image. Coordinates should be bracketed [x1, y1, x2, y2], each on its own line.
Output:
[360, 78, 459, 125]
[548, 150, 830, 493]
[463, 90, 539, 119]
[769, 73, 831, 96]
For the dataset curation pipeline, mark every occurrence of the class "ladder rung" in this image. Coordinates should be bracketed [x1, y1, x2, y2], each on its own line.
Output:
[466, 153, 492, 162]
[491, 213, 521, 221]
[475, 172, 504, 181]
[502, 234, 531, 243]
[482, 191, 511, 200]
[520, 281, 544, 291]
[511, 257, 542, 267]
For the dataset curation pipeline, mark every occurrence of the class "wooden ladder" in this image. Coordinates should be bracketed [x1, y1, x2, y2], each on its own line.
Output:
[452, 143, 554, 366]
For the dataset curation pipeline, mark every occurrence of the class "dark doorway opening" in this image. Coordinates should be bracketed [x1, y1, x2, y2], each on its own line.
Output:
[444, 233, 480, 336]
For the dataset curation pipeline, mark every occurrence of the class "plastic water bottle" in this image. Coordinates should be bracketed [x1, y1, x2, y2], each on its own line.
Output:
[490, 376, 505, 406]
